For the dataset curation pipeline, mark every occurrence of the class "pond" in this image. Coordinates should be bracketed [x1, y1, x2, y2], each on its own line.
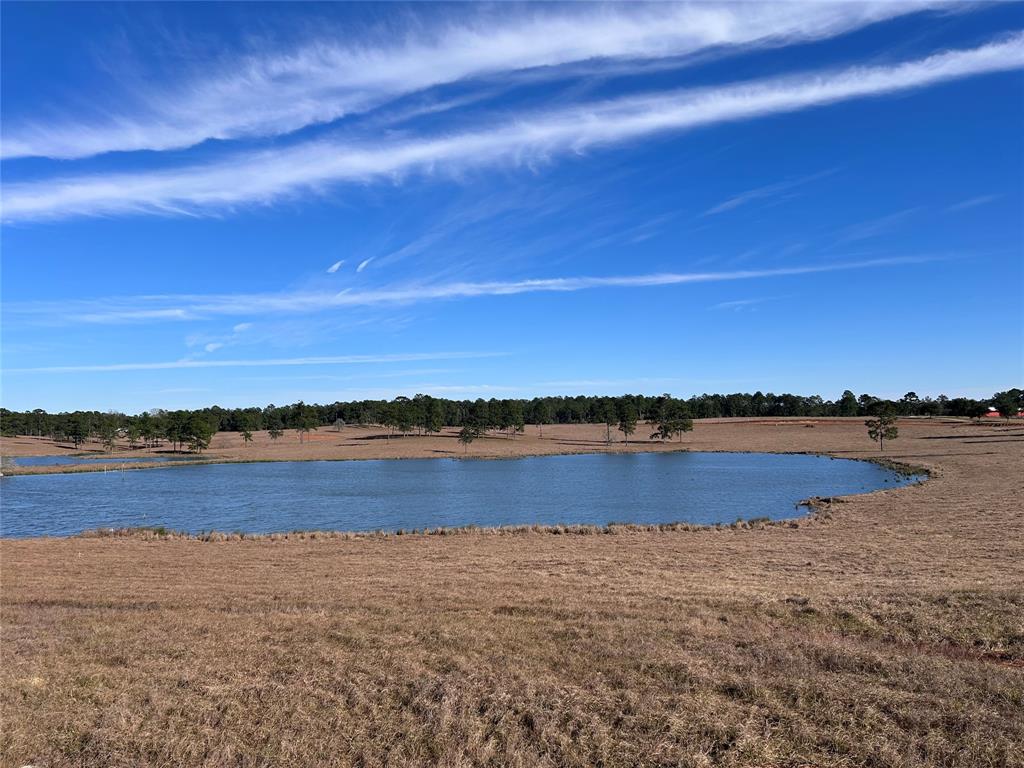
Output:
[0, 452, 921, 538]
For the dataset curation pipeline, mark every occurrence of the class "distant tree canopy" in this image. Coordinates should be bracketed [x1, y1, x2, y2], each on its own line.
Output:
[293, 401, 319, 443]
[991, 389, 1024, 422]
[651, 400, 694, 442]
[187, 415, 216, 453]
[534, 400, 554, 438]
[457, 423, 484, 453]
[1, 389, 1016, 446]
[617, 401, 638, 444]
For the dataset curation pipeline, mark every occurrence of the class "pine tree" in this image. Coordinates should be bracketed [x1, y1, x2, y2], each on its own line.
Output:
[865, 413, 898, 450]
[617, 402, 638, 445]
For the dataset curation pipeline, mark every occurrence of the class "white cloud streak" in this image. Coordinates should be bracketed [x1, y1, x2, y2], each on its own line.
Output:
[711, 297, 777, 310]
[7, 351, 504, 375]
[947, 194, 999, 212]
[838, 207, 922, 243]
[5, 256, 937, 326]
[702, 169, 837, 216]
[326, 259, 345, 273]
[4, 34, 1021, 222]
[1, 2, 941, 160]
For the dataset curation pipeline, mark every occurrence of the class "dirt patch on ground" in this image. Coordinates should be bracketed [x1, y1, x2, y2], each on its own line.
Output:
[1, 418, 1022, 766]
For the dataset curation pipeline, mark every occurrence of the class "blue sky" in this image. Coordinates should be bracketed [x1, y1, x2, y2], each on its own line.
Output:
[2, 1, 1022, 413]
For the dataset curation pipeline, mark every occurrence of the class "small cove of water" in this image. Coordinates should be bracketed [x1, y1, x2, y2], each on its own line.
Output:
[0, 451, 921, 538]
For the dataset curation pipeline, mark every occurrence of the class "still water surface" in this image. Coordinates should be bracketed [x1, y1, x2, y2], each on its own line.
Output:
[0, 452, 920, 538]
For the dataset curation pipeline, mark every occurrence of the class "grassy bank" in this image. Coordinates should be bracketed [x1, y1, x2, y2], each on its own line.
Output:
[2, 419, 1021, 767]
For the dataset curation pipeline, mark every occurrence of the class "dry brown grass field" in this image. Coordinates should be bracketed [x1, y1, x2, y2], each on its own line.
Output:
[2, 418, 1023, 767]
[0, 416, 938, 472]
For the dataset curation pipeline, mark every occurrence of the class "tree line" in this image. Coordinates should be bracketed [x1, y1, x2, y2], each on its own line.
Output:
[2, 389, 1019, 452]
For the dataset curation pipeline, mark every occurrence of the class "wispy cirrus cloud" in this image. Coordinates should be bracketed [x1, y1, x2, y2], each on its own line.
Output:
[711, 296, 779, 311]
[5, 34, 1021, 223]
[0, 2, 942, 160]
[702, 169, 838, 216]
[838, 206, 923, 243]
[947, 194, 1000, 212]
[185, 318, 258, 356]
[6, 351, 504, 375]
[4, 256, 937, 327]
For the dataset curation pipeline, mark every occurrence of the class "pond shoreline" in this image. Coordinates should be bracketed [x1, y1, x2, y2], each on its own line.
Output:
[0, 442, 931, 480]
[2, 449, 927, 539]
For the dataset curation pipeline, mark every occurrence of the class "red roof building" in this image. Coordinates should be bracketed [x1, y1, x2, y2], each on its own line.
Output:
[984, 407, 1024, 418]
